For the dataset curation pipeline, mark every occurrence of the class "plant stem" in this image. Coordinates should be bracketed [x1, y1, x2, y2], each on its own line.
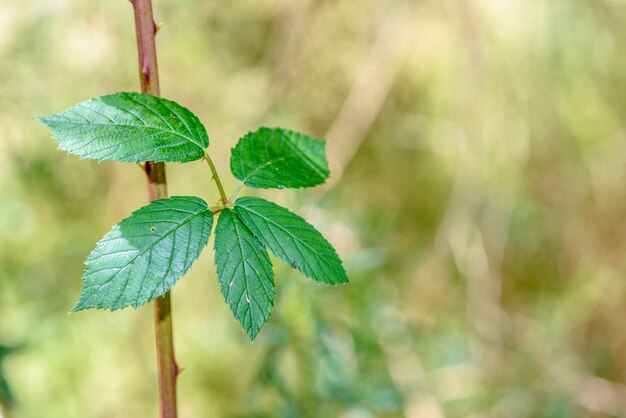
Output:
[131, 0, 178, 417]
[203, 152, 228, 204]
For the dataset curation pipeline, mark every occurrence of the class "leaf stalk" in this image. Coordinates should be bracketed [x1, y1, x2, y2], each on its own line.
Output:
[203, 151, 229, 205]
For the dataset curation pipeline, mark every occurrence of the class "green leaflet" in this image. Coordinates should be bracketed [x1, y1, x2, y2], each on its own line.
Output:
[72, 196, 213, 311]
[234, 197, 349, 285]
[214, 209, 275, 340]
[230, 127, 329, 189]
[36, 92, 208, 163]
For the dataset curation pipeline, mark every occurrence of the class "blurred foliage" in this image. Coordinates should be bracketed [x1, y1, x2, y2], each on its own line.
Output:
[0, 344, 16, 413]
[1, 0, 626, 417]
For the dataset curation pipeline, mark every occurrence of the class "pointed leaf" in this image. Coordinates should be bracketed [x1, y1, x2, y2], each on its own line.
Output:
[214, 209, 275, 340]
[234, 197, 348, 285]
[73, 196, 213, 311]
[230, 127, 329, 189]
[36, 92, 208, 163]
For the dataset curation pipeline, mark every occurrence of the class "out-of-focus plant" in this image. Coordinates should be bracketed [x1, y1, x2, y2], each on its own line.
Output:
[0, 344, 16, 415]
[34, 1, 348, 417]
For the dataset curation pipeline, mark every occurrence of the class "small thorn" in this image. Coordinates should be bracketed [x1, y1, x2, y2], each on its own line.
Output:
[141, 55, 150, 80]
[154, 20, 163, 34]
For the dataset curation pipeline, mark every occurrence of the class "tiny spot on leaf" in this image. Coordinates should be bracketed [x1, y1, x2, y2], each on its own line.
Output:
[150, 226, 156, 232]
[245, 294, 250, 304]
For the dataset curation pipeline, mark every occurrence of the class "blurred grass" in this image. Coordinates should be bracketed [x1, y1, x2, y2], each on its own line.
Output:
[1, 0, 626, 417]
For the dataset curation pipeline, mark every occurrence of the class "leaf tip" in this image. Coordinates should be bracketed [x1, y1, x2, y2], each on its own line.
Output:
[70, 292, 99, 313]
[69, 301, 88, 313]
[246, 327, 261, 341]
[33, 115, 49, 125]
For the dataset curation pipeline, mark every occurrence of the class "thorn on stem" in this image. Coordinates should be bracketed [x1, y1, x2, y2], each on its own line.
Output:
[141, 55, 150, 81]
[154, 20, 163, 34]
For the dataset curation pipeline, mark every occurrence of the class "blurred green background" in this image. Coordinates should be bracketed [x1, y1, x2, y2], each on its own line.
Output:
[2, 0, 626, 417]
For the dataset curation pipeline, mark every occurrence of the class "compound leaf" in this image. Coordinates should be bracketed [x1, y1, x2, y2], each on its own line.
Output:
[214, 209, 275, 340]
[234, 196, 348, 285]
[230, 127, 329, 189]
[36, 92, 208, 163]
[72, 196, 213, 312]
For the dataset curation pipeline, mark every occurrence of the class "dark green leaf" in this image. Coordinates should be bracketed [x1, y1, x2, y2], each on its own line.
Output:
[72, 196, 213, 312]
[214, 209, 275, 340]
[234, 197, 348, 285]
[230, 127, 329, 189]
[36, 92, 208, 163]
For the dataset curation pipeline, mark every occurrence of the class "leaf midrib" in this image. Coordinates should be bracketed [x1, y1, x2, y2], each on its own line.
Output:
[47, 119, 205, 151]
[240, 138, 326, 184]
[232, 213, 254, 332]
[237, 203, 333, 267]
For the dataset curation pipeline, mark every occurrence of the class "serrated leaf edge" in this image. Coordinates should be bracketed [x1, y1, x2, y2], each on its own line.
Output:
[234, 197, 349, 285]
[214, 209, 275, 340]
[72, 198, 213, 312]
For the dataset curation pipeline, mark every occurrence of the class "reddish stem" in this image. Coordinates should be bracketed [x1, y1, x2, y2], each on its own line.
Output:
[131, 0, 178, 417]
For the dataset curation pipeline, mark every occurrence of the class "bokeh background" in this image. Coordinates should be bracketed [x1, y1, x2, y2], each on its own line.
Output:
[1, 0, 626, 417]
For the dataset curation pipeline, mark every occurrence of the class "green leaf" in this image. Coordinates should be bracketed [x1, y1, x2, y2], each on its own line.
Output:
[234, 197, 348, 285]
[36, 92, 208, 163]
[230, 127, 329, 189]
[72, 196, 213, 312]
[214, 208, 275, 340]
